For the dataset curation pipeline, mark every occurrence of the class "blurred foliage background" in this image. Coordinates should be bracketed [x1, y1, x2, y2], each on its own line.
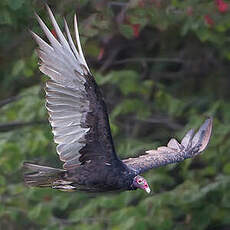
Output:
[0, 0, 230, 229]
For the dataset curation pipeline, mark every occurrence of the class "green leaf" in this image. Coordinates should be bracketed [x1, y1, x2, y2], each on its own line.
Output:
[119, 24, 134, 39]
[8, 0, 25, 10]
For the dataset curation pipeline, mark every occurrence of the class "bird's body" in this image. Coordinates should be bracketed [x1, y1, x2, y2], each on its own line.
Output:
[24, 5, 213, 194]
[25, 160, 136, 193]
[66, 162, 135, 192]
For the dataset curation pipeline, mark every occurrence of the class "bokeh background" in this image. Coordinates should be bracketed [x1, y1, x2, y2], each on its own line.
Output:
[1, 0, 230, 229]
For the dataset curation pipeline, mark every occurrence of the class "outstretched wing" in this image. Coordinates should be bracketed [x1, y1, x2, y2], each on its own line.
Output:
[123, 118, 213, 174]
[32, 5, 119, 169]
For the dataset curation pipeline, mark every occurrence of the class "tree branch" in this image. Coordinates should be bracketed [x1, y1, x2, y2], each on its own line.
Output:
[112, 57, 184, 66]
[0, 96, 22, 109]
[0, 120, 47, 132]
[133, 115, 183, 130]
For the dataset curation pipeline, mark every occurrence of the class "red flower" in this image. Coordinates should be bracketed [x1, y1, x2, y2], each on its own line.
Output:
[132, 24, 140, 38]
[150, 0, 161, 7]
[43, 195, 52, 202]
[186, 6, 193, 16]
[216, 0, 228, 13]
[97, 47, 105, 61]
[204, 15, 215, 27]
[138, 0, 145, 7]
[51, 29, 57, 39]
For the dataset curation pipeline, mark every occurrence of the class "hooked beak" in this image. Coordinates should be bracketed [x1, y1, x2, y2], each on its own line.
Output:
[144, 186, 151, 194]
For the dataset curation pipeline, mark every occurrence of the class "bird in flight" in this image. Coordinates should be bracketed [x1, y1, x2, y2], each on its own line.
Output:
[24, 5, 213, 194]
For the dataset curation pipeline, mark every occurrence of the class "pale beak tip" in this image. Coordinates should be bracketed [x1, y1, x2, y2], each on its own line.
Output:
[145, 187, 151, 194]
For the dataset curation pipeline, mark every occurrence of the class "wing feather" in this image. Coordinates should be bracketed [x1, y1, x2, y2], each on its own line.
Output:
[64, 18, 80, 61]
[181, 129, 194, 148]
[33, 5, 120, 169]
[74, 14, 89, 71]
[45, 5, 71, 50]
[123, 118, 213, 174]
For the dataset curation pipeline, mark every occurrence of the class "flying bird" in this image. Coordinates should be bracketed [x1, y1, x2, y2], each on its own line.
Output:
[24, 5, 213, 194]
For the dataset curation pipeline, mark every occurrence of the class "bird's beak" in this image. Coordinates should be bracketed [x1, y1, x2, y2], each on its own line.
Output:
[144, 186, 151, 194]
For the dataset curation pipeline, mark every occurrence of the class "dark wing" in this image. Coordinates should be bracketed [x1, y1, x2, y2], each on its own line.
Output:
[123, 118, 213, 174]
[32, 5, 120, 169]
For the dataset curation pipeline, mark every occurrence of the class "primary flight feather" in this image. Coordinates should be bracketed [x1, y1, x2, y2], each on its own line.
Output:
[24, 5, 213, 194]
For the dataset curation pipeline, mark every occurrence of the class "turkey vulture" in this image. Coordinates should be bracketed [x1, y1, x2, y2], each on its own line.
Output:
[24, 5, 213, 194]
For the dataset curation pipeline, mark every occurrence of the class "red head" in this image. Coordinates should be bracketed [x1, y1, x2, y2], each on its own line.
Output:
[132, 175, 151, 194]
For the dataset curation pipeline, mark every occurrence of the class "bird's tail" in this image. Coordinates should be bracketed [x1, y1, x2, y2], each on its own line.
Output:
[23, 162, 74, 190]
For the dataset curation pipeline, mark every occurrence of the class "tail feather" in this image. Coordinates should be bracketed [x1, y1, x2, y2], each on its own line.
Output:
[23, 162, 66, 188]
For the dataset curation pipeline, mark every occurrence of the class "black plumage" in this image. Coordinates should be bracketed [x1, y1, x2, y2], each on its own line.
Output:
[24, 5, 213, 194]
